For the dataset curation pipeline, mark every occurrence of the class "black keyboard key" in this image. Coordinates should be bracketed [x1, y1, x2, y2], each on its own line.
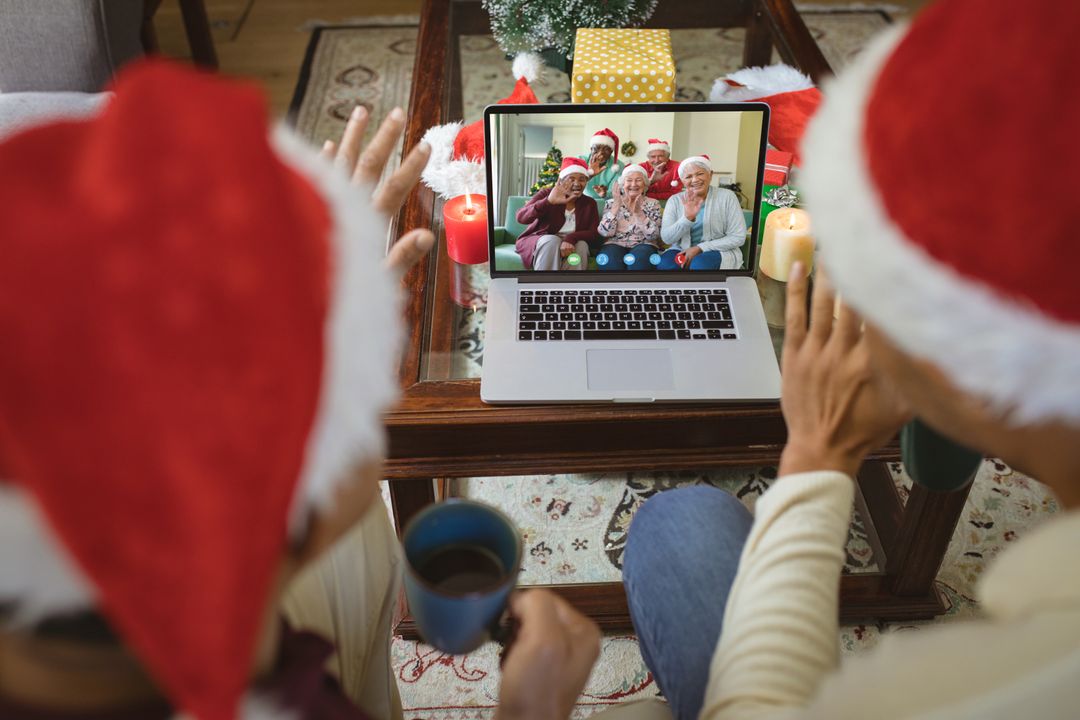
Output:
[692, 312, 707, 320]
[648, 312, 663, 320]
[557, 304, 570, 313]
[633, 312, 647, 320]
[600, 304, 614, 312]
[574, 312, 588, 320]
[542, 304, 555, 312]
[658, 329, 676, 339]
[553, 321, 567, 330]
[589, 312, 603, 320]
[538, 321, 551, 330]
[520, 313, 542, 321]
[565, 331, 582, 340]
[673, 303, 687, 311]
[703, 320, 735, 329]
[643, 320, 657, 329]
[692, 333, 708, 340]
[549, 330, 563, 340]
[519, 331, 532, 340]
[519, 321, 536, 330]
[520, 304, 540, 312]
[565, 290, 578, 296]
[629, 304, 643, 312]
[707, 294, 726, 302]
[677, 312, 691, 320]
[595, 290, 608, 295]
[612, 321, 627, 330]
[534, 330, 548, 340]
[723, 333, 737, 339]
[598, 321, 611, 330]
[677, 330, 692, 339]
[659, 303, 673, 311]
[545, 313, 559, 321]
[568, 321, 582, 330]
[644, 303, 658, 311]
[615, 304, 628, 312]
[628, 320, 642, 329]
[583, 321, 597, 330]
[560, 313, 573, 321]
[672, 320, 687, 329]
[687, 303, 701, 311]
[687, 320, 702, 329]
[707, 329, 723, 339]
[583, 330, 657, 340]
[658, 320, 672, 329]
[707, 311, 722, 320]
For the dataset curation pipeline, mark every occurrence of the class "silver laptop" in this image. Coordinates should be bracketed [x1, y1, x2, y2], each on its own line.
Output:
[480, 102, 781, 403]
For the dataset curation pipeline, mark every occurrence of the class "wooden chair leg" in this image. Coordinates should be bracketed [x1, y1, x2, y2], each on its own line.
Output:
[178, 0, 219, 69]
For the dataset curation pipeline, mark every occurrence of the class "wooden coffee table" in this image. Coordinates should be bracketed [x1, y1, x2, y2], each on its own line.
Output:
[387, 0, 972, 636]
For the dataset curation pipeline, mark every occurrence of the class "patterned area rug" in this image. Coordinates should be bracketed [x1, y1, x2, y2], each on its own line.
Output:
[290, 9, 1062, 719]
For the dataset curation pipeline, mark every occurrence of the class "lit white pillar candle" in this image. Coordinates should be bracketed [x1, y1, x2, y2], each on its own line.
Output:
[759, 208, 813, 280]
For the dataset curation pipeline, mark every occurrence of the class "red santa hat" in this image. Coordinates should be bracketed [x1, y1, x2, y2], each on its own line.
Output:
[678, 154, 711, 178]
[802, 0, 1080, 425]
[421, 52, 542, 199]
[558, 156, 590, 180]
[710, 63, 821, 165]
[589, 127, 619, 163]
[0, 60, 401, 719]
[645, 138, 670, 154]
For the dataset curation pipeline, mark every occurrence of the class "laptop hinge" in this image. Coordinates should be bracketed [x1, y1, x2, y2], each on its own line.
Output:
[514, 274, 732, 284]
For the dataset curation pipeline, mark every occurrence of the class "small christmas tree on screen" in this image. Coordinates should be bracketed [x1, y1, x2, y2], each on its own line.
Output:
[529, 146, 563, 195]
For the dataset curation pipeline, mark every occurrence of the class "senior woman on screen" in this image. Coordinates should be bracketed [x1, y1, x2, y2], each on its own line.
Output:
[595, 164, 663, 271]
[658, 154, 747, 271]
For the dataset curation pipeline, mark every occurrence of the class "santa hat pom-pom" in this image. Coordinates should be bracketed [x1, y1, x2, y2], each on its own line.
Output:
[671, 180, 678, 187]
[512, 52, 545, 83]
[710, 63, 814, 102]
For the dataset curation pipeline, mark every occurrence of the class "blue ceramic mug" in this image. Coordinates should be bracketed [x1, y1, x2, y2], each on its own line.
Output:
[402, 499, 522, 654]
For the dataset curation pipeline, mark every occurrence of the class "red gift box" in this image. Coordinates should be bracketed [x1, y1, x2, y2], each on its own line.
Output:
[763, 149, 794, 186]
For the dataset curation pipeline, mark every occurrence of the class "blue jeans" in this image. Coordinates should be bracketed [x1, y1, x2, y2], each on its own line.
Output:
[623, 486, 753, 720]
[596, 243, 660, 270]
[656, 248, 724, 271]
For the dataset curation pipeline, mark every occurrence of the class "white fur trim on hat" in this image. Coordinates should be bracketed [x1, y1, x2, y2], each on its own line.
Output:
[590, 134, 615, 150]
[272, 126, 402, 527]
[709, 63, 814, 102]
[419, 121, 486, 200]
[621, 164, 649, 185]
[559, 164, 589, 180]
[646, 140, 670, 153]
[512, 52, 544, 83]
[803, 24, 1080, 425]
[0, 126, 404, 619]
[679, 156, 712, 178]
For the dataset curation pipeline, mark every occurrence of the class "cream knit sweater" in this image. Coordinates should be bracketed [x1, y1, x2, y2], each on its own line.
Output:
[700, 471, 1080, 720]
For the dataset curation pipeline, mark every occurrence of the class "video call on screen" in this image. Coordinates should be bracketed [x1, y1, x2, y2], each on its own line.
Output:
[487, 108, 765, 273]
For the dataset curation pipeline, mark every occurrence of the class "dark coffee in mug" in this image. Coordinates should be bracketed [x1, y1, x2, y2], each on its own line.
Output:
[417, 543, 505, 594]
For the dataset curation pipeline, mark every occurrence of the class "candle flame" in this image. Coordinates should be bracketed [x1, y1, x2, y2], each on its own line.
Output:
[465, 191, 474, 213]
[788, 213, 797, 230]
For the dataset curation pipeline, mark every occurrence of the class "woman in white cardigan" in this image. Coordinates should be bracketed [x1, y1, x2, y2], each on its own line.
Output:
[657, 155, 746, 270]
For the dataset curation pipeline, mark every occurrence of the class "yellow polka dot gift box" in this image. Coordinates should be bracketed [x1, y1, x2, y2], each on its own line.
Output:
[571, 28, 676, 103]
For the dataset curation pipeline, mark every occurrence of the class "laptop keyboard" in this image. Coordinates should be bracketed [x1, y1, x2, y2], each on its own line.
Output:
[517, 288, 737, 341]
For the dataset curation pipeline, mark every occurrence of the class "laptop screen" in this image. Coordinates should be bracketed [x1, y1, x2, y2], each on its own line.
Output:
[484, 102, 769, 277]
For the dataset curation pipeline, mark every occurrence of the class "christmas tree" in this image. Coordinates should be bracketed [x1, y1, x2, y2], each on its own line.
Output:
[529, 146, 563, 195]
[483, 0, 658, 58]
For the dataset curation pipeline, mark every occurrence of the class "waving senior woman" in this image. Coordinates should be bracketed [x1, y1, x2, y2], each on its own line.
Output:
[515, 157, 599, 271]
[596, 164, 663, 271]
[658, 154, 747, 271]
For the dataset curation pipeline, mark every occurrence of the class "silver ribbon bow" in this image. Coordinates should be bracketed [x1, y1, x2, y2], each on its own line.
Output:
[764, 185, 800, 207]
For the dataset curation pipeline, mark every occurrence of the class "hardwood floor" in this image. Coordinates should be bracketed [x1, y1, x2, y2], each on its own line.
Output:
[150, 0, 929, 117]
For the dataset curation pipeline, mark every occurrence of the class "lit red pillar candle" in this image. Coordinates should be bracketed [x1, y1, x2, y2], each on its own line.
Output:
[443, 192, 488, 265]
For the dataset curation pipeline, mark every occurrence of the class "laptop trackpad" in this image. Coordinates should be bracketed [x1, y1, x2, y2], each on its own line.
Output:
[586, 349, 675, 392]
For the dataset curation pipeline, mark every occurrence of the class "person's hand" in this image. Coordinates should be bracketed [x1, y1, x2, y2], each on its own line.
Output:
[560, 241, 575, 258]
[649, 165, 663, 184]
[319, 105, 435, 279]
[681, 245, 702, 269]
[779, 264, 913, 478]
[588, 152, 605, 175]
[547, 179, 571, 205]
[496, 590, 600, 720]
[684, 193, 703, 222]
[609, 180, 623, 209]
[593, 184, 607, 198]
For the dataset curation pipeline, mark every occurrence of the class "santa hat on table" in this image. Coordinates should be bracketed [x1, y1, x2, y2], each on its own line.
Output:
[421, 52, 542, 199]
[0, 61, 401, 719]
[589, 127, 619, 164]
[803, 0, 1080, 425]
[710, 63, 821, 164]
[559, 156, 591, 179]
[645, 138, 670, 154]
[678, 154, 711, 178]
